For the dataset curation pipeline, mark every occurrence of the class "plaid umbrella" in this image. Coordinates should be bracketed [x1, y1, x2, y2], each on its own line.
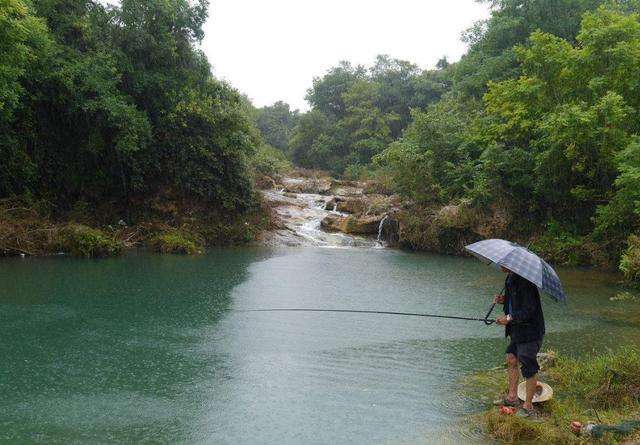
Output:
[465, 239, 567, 303]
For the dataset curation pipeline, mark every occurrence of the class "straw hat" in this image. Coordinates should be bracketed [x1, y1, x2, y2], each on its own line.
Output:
[517, 381, 553, 403]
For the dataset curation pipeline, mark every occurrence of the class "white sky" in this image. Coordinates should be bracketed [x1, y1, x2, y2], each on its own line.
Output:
[201, 1, 491, 111]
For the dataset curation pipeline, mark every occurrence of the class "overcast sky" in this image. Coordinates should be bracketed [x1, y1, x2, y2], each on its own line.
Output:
[200, 1, 491, 111]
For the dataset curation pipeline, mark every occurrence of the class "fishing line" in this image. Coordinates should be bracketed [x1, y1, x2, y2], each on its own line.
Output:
[237, 308, 496, 324]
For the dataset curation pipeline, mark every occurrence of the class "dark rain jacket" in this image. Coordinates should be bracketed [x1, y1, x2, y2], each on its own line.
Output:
[503, 272, 545, 344]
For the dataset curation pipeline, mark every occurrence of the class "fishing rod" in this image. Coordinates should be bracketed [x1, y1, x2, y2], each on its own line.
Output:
[237, 308, 496, 324]
[481, 285, 506, 326]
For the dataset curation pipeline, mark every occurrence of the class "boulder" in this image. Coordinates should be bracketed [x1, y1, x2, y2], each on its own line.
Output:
[325, 195, 402, 215]
[343, 215, 383, 234]
[378, 214, 401, 246]
[331, 186, 364, 197]
[320, 214, 383, 234]
[283, 177, 332, 194]
[435, 205, 468, 229]
[337, 198, 367, 214]
[320, 213, 348, 232]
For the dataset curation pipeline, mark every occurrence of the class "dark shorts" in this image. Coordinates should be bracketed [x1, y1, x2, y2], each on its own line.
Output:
[506, 339, 542, 379]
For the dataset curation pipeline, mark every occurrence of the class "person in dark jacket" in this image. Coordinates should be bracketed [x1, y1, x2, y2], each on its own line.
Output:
[494, 266, 545, 416]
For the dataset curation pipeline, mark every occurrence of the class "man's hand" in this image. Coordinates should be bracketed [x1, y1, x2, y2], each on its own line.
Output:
[493, 294, 505, 304]
[496, 315, 510, 326]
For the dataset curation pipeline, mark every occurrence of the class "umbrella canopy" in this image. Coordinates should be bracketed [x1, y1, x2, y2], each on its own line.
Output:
[465, 239, 567, 303]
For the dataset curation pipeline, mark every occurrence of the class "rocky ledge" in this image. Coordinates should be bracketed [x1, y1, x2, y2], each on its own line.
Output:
[258, 172, 402, 247]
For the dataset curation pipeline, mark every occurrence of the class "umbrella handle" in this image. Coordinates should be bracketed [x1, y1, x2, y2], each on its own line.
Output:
[483, 302, 496, 325]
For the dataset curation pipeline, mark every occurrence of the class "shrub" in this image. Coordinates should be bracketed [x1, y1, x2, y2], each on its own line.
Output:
[58, 224, 123, 258]
[531, 221, 592, 266]
[620, 235, 640, 283]
[148, 230, 202, 255]
[251, 144, 291, 178]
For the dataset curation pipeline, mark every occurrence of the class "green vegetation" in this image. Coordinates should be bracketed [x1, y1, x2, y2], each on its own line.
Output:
[288, 57, 449, 175]
[58, 224, 122, 258]
[267, 0, 640, 283]
[620, 235, 640, 282]
[148, 230, 202, 255]
[0, 0, 293, 254]
[255, 101, 300, 153]
[468, 347, 640, 444]
[5, 0, 640, 272]
[251, 144, 292, 179]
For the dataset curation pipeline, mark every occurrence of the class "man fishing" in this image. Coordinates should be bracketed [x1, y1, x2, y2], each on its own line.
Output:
[493, 266, 545, 417]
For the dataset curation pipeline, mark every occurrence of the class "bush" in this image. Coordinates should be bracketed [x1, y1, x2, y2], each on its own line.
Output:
[58, 224, 123, 258]
[148, 230, 203, 255]
[620, 235, 640, 283]
[531, 221, 595, 266]
[251, 144, 291, 178]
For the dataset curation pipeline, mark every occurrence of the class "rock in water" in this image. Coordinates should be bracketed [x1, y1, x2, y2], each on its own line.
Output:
[343, 215, 382, 234]
[320, 214, 348, 232]
[320, 214, 383, 234]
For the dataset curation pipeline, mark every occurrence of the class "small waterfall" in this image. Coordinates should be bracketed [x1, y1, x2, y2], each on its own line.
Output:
[377, 215, 389, 244]
[333, 202, 338, 212]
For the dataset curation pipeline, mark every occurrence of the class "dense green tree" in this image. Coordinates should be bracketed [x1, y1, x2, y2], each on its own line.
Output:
[375, 95, 482, 203]
[255, 101, 299, 153]
[0, 0, 49, 194]
[305, 61, 367, 119]
[454, 0, 602, 98]
[289, 110, 345, 172]
[0, 0, 259, 213]
[292, 57, 450, 174]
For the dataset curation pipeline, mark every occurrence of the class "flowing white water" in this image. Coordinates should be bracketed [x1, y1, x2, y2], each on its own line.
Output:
[377, 214, 389, 244]
[261, 189, 379, 248]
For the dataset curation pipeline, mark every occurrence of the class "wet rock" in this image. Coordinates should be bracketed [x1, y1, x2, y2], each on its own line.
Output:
[337, 198, 367, 214]
[283, 177, 332, 194]
[325, 194, 402, 215]
[378, 214, 401, 246]
[321, 214, 383, 235]
[320, 213, 348, 232]
[344, 215, 383, 234]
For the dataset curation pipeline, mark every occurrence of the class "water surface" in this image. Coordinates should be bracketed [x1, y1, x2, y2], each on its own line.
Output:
[1, 248, 639, 444]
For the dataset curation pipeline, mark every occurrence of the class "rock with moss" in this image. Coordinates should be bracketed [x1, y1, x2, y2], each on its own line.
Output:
[58, 224, 123, 258]
[148, 230, 203, 255]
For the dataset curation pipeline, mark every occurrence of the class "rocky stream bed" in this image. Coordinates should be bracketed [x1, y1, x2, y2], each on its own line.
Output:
[259, 175, 401, 248]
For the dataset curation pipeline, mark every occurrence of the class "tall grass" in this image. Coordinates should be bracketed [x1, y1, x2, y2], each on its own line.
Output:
[471, 347, 640, 444]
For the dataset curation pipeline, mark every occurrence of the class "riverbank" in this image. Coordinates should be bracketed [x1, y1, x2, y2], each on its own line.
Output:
[0, 197, 271, 258]
[254, 170, 639, 284]
[467, 348, 640, 444]
[257, 169, 400, 248]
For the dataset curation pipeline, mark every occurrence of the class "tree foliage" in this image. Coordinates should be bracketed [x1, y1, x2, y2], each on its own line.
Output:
[1, 0, 259, 213]
[255, 101, 299, 153]
[373, 4, 640, 272]
[290, 56, 450, 175]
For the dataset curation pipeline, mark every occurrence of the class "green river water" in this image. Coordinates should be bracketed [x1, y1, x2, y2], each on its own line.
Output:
[2, 247, 640, 444]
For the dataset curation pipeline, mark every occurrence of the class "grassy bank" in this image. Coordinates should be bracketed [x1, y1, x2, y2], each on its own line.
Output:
[394, 201, 640, 286]
[0, 197, 272, 258]
[466, 348, 640, 444]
